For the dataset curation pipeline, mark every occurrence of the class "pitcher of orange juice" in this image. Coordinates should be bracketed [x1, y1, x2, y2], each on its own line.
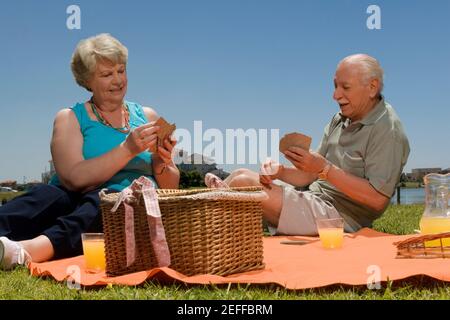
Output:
[419, 173, 450, 247]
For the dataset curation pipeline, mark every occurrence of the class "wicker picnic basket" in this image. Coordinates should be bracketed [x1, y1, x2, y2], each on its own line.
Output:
[395, 232, 450, 259]
[99, 187, 266, 277]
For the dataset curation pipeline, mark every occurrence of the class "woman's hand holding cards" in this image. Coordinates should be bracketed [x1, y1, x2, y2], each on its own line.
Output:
[123, 122, 160, 156]
[150, 117, 177, 174]
[156, 136, 177, 165]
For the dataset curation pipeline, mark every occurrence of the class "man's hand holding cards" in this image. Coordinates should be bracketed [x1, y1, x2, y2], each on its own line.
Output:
[279, 132, 329, 175]
[279, 132, 315, 171]
[279, 132, 312, 155]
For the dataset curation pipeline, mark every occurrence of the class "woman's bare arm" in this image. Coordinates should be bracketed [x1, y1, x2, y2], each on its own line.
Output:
[51, 108, 158, 192]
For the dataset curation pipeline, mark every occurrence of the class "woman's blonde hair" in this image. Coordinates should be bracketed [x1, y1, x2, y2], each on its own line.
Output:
[71, 33, 128, 91]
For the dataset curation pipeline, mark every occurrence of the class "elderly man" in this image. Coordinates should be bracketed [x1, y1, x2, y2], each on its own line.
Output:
[222, 54, 410, 234]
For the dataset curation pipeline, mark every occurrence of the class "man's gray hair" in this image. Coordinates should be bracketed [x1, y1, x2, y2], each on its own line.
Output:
[71, 33, 128, 91]
[339, 54, 384, 93]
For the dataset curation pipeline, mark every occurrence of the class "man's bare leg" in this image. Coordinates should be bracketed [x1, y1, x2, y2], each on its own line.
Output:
[227, 168, 284, 227]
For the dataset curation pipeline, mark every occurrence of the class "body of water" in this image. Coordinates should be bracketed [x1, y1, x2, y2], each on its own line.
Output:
[391, 188, 424, 204]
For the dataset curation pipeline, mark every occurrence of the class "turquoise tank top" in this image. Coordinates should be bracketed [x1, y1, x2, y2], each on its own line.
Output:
[49, 101, 156, 191]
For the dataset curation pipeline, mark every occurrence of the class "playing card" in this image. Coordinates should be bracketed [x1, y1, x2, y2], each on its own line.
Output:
[153, 117, 176, 151]
[279, 132, 312, 154]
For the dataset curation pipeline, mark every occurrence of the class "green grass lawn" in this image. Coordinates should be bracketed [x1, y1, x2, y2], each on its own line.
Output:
[2, 202, 450, 300]
[0, 192, 25, 202]
[401, 182, 423, 188]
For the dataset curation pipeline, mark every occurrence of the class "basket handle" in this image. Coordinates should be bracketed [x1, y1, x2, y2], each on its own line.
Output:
[167, 190, 269, 202]
[98, 188, 109, 200]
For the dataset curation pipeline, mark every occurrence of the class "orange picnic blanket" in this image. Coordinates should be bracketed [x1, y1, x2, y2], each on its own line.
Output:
[29, 228, 450, 289]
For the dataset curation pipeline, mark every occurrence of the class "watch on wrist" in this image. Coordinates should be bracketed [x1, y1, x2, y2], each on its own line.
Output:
[318, 162, 332, 180]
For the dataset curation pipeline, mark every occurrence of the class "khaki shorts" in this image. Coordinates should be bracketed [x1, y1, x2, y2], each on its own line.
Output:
[268, 186, 354, 236]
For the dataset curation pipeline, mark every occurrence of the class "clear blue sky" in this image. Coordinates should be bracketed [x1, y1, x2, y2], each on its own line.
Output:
[0, 0, 449, 182]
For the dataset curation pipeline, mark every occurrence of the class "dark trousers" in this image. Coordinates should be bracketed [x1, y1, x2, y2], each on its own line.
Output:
[0, 184, 105, 259]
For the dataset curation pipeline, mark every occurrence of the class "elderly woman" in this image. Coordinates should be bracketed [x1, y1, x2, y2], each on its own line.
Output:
[0, 34, 179, 270]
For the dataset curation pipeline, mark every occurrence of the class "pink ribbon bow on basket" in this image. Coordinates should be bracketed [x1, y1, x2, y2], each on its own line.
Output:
[111, 176, 171, 268]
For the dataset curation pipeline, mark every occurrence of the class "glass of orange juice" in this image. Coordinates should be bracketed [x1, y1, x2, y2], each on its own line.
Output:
[81, 233, 106, 273]
[420, 216, 450, 247]
[316, 217, 344, 249]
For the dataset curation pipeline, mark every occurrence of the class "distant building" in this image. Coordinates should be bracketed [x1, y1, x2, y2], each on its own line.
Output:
[410, 168, 442, 181]
[0, 180, 17, 189]
[174, 149, 229, 179]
